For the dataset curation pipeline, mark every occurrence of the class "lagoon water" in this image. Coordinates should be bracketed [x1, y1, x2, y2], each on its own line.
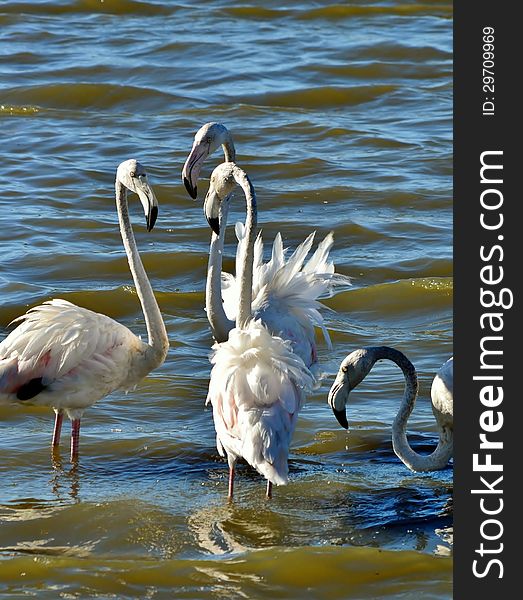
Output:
[0, 1, 453, 598]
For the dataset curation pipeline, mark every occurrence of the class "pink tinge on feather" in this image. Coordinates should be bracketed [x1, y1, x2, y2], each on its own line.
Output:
[214, 389, 238, 432]
[0, 352, 52, 395]
[0, 356, 20, 393]
[225, 389, 238, 430]
[40, 350, 52, 368]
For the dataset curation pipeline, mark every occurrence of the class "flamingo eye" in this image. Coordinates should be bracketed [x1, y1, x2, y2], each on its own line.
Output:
[130, 171, 136, 178]
[342, 365, 348, 373]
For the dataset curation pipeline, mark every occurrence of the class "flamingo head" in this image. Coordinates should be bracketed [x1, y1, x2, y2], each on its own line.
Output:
[203, 162, 238, 236]
[328, 349, 375, 429]
[182, 122, 234, 200]
[117, 159, 159, 232]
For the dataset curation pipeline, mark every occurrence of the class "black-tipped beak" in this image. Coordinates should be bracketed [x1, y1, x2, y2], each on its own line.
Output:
[182, 143, 208, 200]
[333, 408, 348, 429]
[207, 215, 220, 235]
[147, 205, 158, 232]
[183, 177, 197, 200]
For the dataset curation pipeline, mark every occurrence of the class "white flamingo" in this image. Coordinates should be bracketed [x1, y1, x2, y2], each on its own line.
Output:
[182, 122, 348, 366]
[0, 159, 169, 462]
[328, 348, 453, 471]
[205, 162, 314, 499]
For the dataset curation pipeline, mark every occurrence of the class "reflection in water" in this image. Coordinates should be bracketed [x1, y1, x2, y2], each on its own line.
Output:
[50, 449, 80, 502]
[435, 526, 453, 556]
[188, 503, 250, 555]
[1, 538, 95, 558]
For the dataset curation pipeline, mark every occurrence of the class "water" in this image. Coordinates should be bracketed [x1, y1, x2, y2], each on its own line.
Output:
[0, 1, 453, 598]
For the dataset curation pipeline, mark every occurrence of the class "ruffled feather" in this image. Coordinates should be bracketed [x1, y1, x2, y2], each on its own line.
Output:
[207, 319, 314, 485]
[221, 228, 350, 364]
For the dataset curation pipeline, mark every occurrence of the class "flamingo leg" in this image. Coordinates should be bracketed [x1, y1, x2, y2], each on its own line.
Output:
[227, 466, 235, 500]
[266, 480, 273, 500]
[52, 410, 64, 447]
[70, 419, 81, 462]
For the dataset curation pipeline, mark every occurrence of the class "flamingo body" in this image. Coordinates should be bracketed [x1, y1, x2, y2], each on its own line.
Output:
[0, 299, 150, 419]
[203, 162, 315, 497]
[431, 356, 453, 427]
[0, 159, 168, 460]
[207, 319, 313, 486]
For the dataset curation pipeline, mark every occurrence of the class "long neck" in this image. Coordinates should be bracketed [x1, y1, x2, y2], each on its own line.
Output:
[222, 136, 235, 162]
[369, 346, 452, 471]
[206, 197, 235, 342]
[234, 169, 257, 328]
[203, 132, 237, 342]
[115, 181, 168, 368]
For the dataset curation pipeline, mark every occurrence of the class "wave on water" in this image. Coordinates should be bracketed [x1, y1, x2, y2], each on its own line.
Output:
[1, 0, 174, 16]
[0, 543, 451, 598]
[223, 3, 452, 20]
[238, 85, 398, 109]
[327, 277, 453, 314]
[2, 83, 188, 113]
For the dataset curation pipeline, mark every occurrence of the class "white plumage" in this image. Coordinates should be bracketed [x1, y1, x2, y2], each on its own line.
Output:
[221, 224, 343, 366]
[207, 319, 314, 486]
[202, 161, 316, 498]
[183, 123, 348, 498]
[0, 159, 168, 461]
[431, 357, 453, 426]
[0, 300, 148, 417]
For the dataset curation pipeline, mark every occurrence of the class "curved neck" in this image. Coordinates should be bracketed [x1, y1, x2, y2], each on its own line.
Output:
[367, 346, 452, 471]
[115, 181, 168, 367]
[206, 197, 235, 342]
[203, 130, 237, 342]
[222, 138, 235, 163]
[233, 168, 257, 328]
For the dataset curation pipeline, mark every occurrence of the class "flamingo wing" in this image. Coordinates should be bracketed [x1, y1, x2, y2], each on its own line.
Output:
[0, 299, 144, 413]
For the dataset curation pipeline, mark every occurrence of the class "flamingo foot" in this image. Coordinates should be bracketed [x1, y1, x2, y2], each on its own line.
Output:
[52, 410, 64, 447]
[70, 419, 81, 463]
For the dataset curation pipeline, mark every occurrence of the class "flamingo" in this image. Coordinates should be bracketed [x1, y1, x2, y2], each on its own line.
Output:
[0, 159, 169, 462]
[182, 122, 348, 366]
[205, 162, 314, 499]
[328, 348, 453, 471]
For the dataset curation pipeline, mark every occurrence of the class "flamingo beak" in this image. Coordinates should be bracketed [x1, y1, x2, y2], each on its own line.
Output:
[204, 188, 222, 236]
[333, 408, 349, 430]
[328, 375, 350, 430]
[183, 178, 196, 200]
[147, 205, 158, 232]
[135, 175, 159, 232]
[207, 216, 220, 236]
[182, 142, 209, 200]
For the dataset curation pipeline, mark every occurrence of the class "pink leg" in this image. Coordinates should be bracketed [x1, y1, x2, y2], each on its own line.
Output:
[266, 480, 273, 500]
[227, 466, 235, 500]
[52, 411, 64, 447]
[70, 419, 81, 462]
